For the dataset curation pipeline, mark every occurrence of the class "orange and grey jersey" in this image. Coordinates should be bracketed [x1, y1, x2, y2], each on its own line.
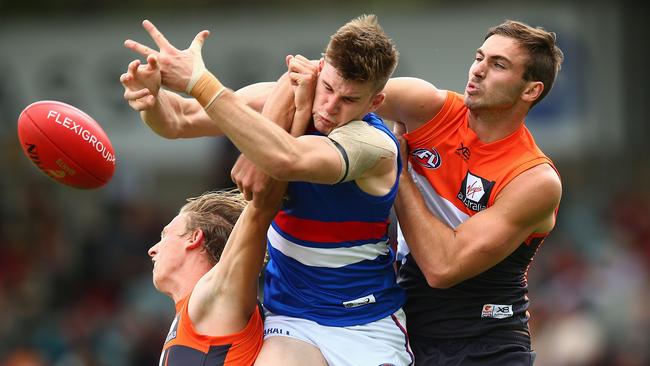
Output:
[396, 91, 559, 340]
[159, 297, 263, 366]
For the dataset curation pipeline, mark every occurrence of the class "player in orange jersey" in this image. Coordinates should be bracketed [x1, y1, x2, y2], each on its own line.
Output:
[149, 189, 271, 366]
[374, 20, 565, 365]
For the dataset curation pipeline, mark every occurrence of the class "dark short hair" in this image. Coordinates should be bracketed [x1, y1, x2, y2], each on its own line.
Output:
[486, 20, 564, 107]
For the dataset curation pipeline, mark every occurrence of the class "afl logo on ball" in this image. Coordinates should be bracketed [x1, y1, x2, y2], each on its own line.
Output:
[411, 148, 442, 169]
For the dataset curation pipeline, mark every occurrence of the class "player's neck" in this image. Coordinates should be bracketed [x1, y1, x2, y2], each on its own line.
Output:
[168, 265, 210, 304]
[167, 278, 194, 304]
[467, 107, 526, 143]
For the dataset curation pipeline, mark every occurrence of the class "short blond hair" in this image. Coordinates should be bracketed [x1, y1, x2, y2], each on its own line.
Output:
[180, 189, 247, 265]
[324, 14, 399, 92]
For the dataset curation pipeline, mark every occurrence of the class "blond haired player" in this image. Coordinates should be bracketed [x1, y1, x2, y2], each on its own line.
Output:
[150, 189, 268, 365]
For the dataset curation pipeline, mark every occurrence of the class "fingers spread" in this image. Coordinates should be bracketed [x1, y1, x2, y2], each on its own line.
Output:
[127, 59, 141, 74]
[142, 19, 173, 50]
[146, 54, 159, 71]
[189, 30, 210, 53]
[124, 39, 158, 57]
[124, 88, 151, 101]
[119, 73, 131, 84]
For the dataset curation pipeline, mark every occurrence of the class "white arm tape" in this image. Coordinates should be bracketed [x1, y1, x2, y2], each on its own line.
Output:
[326, 120, 397, 183]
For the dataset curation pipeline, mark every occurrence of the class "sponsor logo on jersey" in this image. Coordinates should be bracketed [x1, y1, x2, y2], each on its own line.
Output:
[264, 327, 291, 336]
[455, 142, 471, 161]
[457, 171, 495, 212]
[343, 294, 376, 308]
[481, 304, 513, 319]
[411, 148, 442, 169]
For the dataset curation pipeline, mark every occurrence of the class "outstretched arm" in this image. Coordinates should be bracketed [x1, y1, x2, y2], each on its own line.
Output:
[125, 20, 344, 183]
[121, 67, 276, 139]
[120, 51, 223, 138]
[376, 77, 447, 132]
[230, 55, 312, 205]
[121, 23, 277, 138]
[186, 67, 306, 336]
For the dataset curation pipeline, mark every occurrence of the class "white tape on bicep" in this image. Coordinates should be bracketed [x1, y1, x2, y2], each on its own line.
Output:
[327, 120, 396, 183]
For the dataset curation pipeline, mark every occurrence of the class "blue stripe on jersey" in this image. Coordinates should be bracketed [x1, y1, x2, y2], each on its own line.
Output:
[264, 243, 405, 327]
[263, 113, 405, 326]
[282, 114, 402, 222]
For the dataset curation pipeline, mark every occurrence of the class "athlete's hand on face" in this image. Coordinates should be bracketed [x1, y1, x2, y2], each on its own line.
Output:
[393, 122, 410, 173]
[124, 20, 209, 94]
[120, 55, 162, 111]
[231, 155, 273, 208]
[286, 55, 318, 113]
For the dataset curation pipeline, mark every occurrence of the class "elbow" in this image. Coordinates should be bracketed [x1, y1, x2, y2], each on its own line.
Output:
[146, 123, 181, 140]
[421, 266, 461, 289]
[158, 128, 180, 140]
[262, 152, 302, 181]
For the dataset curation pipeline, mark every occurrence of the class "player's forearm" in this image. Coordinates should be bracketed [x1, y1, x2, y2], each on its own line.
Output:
[140, 90, 223, 139]
[201, 88, 303, 181]
[224, 73, 291, 283]
[234, 81, 276, 114]
[394, 171, 460, 288]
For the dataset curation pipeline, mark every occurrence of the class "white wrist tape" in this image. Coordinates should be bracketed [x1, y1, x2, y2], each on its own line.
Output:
[185, 38, 208, 94]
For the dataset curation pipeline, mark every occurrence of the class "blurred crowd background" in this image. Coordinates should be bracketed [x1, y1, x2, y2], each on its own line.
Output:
[1, 0, 648, 365]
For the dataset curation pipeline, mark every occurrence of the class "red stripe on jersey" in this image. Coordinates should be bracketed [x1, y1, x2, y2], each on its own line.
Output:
[274, 210, 388, 243]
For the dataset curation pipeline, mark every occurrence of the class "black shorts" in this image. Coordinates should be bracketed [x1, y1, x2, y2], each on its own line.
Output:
[411, 333, 535, 366]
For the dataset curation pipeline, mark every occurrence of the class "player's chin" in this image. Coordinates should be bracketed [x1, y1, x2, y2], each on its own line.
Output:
[463, 95, 480, 109]
[314, 120, 334, 135]
[151, 275, 163, 292]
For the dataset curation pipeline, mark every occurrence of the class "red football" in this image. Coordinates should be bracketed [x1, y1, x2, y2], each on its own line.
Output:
[17, 100, 116, 189]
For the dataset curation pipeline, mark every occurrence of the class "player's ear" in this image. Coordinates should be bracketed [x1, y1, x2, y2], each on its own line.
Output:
[367, 92, 385, 113]
[186, 229, 204, 250]
[522, 81, 543, 103]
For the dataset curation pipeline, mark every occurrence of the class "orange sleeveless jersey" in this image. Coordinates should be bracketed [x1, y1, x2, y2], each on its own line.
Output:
[398, 91, 560, 339]
[159, 297, 263, 366]
[405, 90, 557, 232]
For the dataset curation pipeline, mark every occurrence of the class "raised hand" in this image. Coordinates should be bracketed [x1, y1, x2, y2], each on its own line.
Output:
[124, 20, 210, 94]
[285, 55, 318, 136]
[120, 55, 162, 112]
[286, 55, 318, 113]
[231, 154, 273, 207]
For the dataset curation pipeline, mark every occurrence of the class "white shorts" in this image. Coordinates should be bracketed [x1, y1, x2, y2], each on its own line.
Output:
[263, 308, 414, 366]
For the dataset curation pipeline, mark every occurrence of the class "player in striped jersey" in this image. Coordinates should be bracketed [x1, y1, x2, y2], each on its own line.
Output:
[376, 20, 565, 365]
[122, 14, 413, 366]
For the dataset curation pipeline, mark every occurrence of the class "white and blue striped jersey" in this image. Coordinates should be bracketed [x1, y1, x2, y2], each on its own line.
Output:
[263, 113, 405, 327]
